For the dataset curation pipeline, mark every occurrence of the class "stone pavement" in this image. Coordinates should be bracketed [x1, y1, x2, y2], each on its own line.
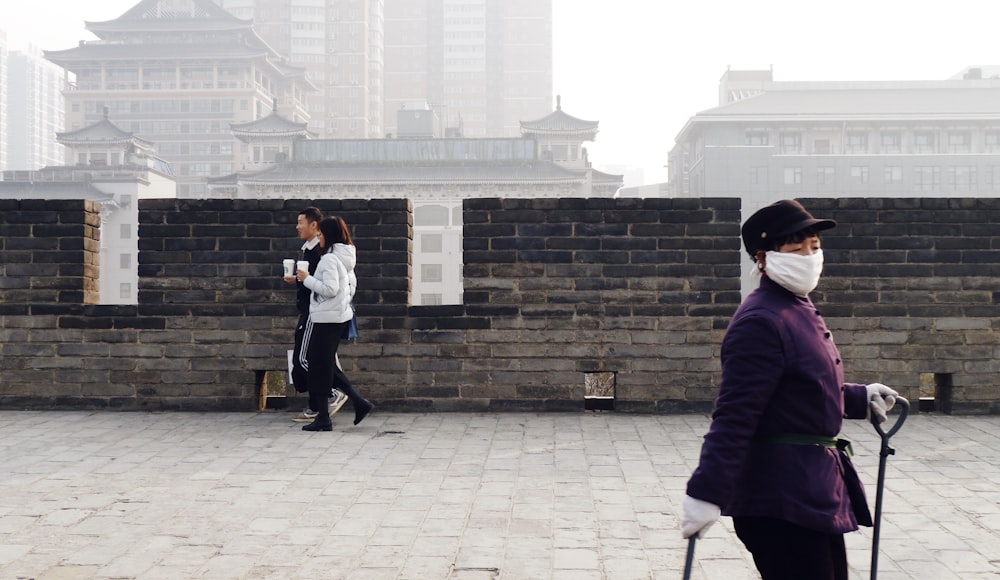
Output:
[0, 410, 998, 580]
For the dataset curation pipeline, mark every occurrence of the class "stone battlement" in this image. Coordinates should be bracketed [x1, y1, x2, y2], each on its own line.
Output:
[1, 197, 998, 413]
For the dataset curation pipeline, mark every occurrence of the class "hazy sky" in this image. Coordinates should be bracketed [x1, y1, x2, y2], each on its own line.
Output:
[2, 0, 998, 184]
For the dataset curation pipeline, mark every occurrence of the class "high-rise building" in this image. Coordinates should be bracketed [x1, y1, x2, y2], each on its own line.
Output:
[6, 46, 67, 170]
[383, 0, 552, 139]
[214, 0, 385, 139]
[44, 0, 315, 197]
[0, 30, 8, 171]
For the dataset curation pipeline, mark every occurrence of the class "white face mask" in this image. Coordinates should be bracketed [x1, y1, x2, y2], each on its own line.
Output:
[762, 249, 824, 296]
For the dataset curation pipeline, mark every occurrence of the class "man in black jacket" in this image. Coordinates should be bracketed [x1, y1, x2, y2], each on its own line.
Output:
[284, 207, 348, 421]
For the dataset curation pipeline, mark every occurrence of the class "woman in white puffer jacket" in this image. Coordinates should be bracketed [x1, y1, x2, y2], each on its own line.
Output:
[295, 216, 373, 431]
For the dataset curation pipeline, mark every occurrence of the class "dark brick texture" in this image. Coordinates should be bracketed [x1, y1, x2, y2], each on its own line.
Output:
[1, 197, 998, 413]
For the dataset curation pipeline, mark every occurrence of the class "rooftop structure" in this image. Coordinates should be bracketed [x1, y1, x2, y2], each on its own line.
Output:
[44, 0, 315, 197]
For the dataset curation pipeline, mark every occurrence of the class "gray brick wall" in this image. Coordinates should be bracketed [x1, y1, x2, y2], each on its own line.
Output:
[810, 197, 1000, 412]
[2, 196, 999, 413]
[0, 199, 100, 305]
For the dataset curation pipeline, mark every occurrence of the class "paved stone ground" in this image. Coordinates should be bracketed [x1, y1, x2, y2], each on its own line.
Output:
[0, 409, 998, 579]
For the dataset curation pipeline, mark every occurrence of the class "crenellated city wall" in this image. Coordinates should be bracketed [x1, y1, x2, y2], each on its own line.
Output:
[1, 197, 998, 413]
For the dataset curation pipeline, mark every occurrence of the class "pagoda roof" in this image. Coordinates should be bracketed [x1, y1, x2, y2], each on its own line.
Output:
[85, 0, 251, 36]
[57, 112, 153, 148]
[210, 161, 590, 186]
[591, 168, 625, 185]
[45, 42, 270, 64]
[231, 106, 315, 140]
[521, 96, 599, 136]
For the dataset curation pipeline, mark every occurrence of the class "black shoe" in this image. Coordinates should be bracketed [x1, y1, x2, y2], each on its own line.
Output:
[354, 400, 374, 426]
[302, 419, 333, 432]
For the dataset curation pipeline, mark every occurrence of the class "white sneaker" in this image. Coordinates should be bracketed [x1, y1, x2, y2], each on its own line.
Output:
[292, 407, 318, 422]
[328, 390, 348, 417]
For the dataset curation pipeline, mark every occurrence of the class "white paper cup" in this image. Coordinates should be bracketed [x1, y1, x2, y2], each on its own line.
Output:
[283, 259, 295, 277]
[296, 260, 309, 275]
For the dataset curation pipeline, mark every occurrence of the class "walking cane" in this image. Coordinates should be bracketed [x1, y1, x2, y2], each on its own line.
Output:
[869, 396, 909, 580]
[682, 535, 696, 580]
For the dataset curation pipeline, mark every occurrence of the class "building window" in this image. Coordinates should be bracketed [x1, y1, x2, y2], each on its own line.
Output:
[749, 166, 767, 185]
[948, 132, 971, 154]
[884, 166, 903, 184]
[120, 224, 132, 239]
[947, 166, 977, 189]
[120, 253, 131, 269]
[414, 205, 450, 227]
[421, 264, 443, 283]
[816, 167, 835, 185]
[745, 130, 769, 146]
[420, 234, 443, 253]
[880, 132, 901, 153]
[914, 166, 940, 191]
[779, 132, 801, 154]
[119, 283, 131, 300]
[845, 132, 868, 153]
[783, 167, 801, 185]
[813, 139, 831, 154]
[420, 293, 443, 306]
[914, 132, 936, 153]
[850, 166, 869, 184]
[985, 132, 1000, 152]
[987, 167, 1000, 189]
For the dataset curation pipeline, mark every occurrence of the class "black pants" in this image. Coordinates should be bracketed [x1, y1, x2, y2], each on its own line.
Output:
[293, 314, 346, 399]
[300, 319, 365, 422]
[734, 517, 848, 580]
[291, 314, 309, 393]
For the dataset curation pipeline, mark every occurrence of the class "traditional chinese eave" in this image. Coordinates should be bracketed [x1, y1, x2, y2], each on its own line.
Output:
[520, 95, 600, 138]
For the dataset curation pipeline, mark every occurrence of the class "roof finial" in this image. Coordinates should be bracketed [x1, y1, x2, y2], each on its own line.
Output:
[272, 97, 278, 113]
[556, 95, 561, 111]
[103, 106, 109, 120]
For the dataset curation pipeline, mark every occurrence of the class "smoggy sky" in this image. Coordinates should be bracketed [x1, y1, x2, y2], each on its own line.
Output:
[2, 0, 997, 184]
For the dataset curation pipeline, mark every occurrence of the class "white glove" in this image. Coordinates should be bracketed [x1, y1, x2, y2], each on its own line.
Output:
[866, 383, 898, 424]
[682, 495, 721, 539]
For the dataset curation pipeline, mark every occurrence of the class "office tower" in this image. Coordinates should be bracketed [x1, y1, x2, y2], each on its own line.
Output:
[383, 0, 552, 138]
[216, 0, 385, 139]
[0, 30, 8, 171]
[6, 46, 67, 170]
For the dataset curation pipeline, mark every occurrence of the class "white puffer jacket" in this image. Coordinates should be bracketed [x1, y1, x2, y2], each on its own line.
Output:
[303, 243, 357, 323]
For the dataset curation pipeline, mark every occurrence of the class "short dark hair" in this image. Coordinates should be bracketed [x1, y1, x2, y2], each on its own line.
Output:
[767, 227, 822, 253]
[319, 216, 354, 249]
[298, 206, 323, 224]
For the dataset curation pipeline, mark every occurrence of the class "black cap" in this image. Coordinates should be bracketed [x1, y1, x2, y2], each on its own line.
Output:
[741, 199, 836, 257]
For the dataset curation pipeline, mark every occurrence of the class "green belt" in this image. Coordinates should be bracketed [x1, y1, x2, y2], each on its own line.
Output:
[771, 434, 853, 457]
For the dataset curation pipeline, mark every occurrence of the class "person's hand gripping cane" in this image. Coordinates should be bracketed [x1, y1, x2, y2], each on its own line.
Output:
[866, 383, 899, 424]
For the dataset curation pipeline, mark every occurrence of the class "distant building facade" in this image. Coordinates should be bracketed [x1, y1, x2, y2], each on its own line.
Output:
[209, 99, 621, 304]
[6, 46, 67, 170]
[668, 66, 1000, 293]
[44, 0, 314, 197]
[670, 67, 1000, 204]
[383, 0, 552, 139]
[0, 31, 8, 171]
[214, 0, 385, 139]
[0, 111, 176, 304]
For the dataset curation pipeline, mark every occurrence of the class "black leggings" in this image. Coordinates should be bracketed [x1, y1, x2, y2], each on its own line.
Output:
[734, 516, 848, 580]
[300, 320, 364, 421]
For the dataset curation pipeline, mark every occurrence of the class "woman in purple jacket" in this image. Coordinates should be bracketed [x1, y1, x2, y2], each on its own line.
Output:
[682, 199, 898, 580]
